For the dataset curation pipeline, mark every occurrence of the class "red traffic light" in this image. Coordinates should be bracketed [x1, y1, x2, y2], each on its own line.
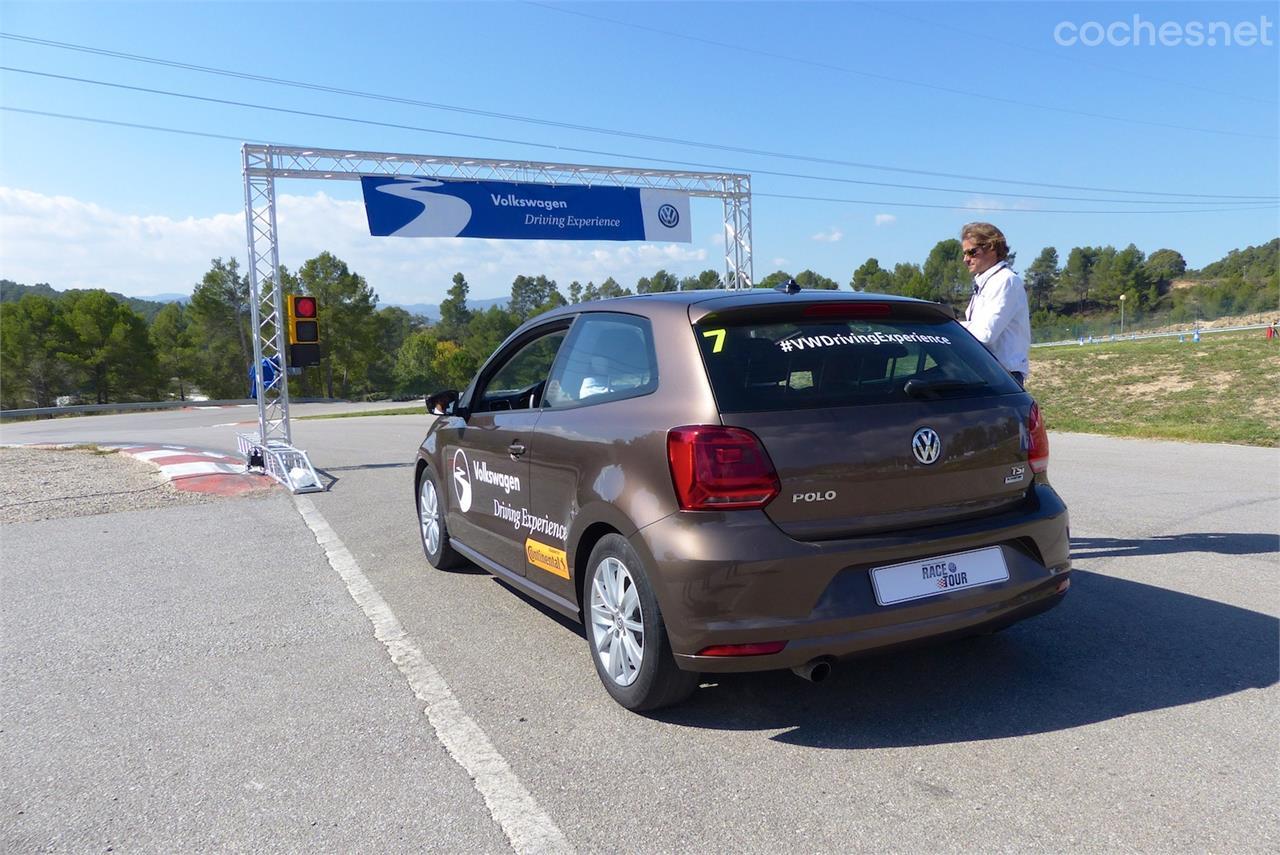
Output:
[293, 296, 317, 318]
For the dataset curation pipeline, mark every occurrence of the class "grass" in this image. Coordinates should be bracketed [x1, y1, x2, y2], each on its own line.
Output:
[298, 405, 426, 420]
[1027, 331, 1279, 446]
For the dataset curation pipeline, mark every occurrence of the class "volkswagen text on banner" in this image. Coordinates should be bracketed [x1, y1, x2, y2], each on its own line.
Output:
[361, 176, 692, 242]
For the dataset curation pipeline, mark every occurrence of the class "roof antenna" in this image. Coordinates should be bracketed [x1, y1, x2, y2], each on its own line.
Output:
[776, 277, 801, 295]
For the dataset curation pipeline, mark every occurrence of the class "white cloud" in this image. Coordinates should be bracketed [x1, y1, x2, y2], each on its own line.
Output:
[810, 227, 844, 243]
[771, 257, 789, 267]
[0, 187, 243, 295]
[0, 188, 712, 305]
[874, 213, 897, 227]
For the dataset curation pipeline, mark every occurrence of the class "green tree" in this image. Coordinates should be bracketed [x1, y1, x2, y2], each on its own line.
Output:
[150, 302, 197, 400]
[188, 258, 253, 398]
[851, 258, 893, 293]
[431, 339, 479, 390]
[567, 280, 583, 303]
[1144, 248, 1187, 288]
[756, 270, 793, 290]
[509, 274, 562, 321]
[393, 329, 443, 396]
[891, 263, 930, 299]
[1058, 246, 1099, 312]
[794, 269, 838, 290]
[61, 290, 157, 403]
[1024, 247, 1060, 313]
[922, 239, 970, 307]
[298, 252, 380, 399]
[595, 277, 630, 299]
[437, 272, 472, 339]
[680, 270, 722, 291]
[636, 269, 679, 294]
[463, 305, 520, 370]
[0, 294, 74, 408]
[368, 306, 423, 393]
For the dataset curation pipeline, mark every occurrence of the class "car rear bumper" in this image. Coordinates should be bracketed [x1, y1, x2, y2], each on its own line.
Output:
[631, 483, 1071, 673]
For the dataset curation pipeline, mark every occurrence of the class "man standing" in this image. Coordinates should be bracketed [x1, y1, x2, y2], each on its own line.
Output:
[959, 222, 1031, 385]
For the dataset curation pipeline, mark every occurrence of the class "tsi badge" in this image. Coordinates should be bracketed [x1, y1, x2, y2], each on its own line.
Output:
[1005, 465, 1026, 485]
[793, 490, 838, 504]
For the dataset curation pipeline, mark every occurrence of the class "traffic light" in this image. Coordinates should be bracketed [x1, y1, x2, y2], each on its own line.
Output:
[286, 294, 321, 367]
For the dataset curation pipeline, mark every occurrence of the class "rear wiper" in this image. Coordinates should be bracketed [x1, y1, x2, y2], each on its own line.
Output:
[903, 378, 989, 399]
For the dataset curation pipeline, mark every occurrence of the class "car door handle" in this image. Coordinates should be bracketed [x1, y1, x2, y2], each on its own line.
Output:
[508, 441, 526, 459]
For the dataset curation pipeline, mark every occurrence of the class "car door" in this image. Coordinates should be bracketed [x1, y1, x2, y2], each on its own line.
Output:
[526, 312, 660, 603]
[444, 322, 570, 575]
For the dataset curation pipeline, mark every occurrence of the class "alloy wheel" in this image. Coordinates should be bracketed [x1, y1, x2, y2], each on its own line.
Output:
[419, 477, 441, 556]
[590, 556, 645, 686]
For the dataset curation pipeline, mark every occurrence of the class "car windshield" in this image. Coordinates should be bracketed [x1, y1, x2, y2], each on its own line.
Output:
[695, 315, 1021, 413]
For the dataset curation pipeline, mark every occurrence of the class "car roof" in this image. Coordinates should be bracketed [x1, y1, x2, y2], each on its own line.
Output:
[537, 287, 938, 324]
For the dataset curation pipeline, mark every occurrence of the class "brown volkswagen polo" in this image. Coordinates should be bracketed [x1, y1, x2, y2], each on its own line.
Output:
[414, 288, 1070, 711]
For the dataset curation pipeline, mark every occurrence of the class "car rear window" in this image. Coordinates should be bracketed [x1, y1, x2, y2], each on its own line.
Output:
[695, 314, 1021, 413]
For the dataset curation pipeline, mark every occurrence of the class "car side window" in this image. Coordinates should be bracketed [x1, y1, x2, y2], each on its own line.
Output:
[475, 327, 569, 412]
[544, 313, 658, 409]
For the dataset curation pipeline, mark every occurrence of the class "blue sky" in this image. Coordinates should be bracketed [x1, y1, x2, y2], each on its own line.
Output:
[1, 1, 1276, 305]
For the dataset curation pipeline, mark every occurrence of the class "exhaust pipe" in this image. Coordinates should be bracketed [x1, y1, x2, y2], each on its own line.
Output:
[791, 657, 834, 683]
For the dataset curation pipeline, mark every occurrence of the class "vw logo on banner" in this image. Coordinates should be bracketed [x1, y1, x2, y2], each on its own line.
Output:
[452, 448, 473, 512]
[361, 176, 691, 243]
[912, 428, 942, 465]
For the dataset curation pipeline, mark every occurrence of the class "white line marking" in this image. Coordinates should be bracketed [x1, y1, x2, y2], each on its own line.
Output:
[158, 461, 242, 478]
[131, 449, 189, 461]
[293, 496, 572, 855]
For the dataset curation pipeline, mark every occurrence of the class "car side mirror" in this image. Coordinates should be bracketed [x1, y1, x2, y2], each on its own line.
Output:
[425, 389, 461, 417]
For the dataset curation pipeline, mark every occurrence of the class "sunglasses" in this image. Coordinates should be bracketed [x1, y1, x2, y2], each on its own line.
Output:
[962, 246, 986, 259]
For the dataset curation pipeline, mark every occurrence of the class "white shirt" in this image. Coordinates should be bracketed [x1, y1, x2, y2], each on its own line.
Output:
[961, 260, 1031, 377]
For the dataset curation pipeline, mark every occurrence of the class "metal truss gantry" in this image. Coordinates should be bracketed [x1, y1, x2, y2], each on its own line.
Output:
[240, 143, 754, 491]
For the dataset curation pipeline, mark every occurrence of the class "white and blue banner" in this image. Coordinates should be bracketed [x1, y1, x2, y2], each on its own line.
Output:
[361, 176, 691, 243]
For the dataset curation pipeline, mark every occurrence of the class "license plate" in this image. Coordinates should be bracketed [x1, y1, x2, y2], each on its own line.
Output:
[870, 546, 1009, 606]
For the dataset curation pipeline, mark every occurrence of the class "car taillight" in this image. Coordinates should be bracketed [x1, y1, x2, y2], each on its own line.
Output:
[667, 425, 780, 510]
[1028, 401, 1049, 474]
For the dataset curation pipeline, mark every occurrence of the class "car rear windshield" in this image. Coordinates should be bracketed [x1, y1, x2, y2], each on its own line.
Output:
[695, 313, 1021, 413]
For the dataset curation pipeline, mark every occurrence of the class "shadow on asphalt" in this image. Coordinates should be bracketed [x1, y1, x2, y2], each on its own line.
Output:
[313, 461, 415, 492]
[1071, 532, 1278, 559]
[648, 569, 1279, 745]
[320, 462, 415, 472]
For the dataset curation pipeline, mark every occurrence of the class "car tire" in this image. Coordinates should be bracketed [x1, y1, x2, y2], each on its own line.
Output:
[584, 534, 699, 711]
[417, 467, 466, 570]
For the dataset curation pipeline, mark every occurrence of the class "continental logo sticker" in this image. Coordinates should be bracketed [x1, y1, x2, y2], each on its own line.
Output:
[525, 538, 569, 579]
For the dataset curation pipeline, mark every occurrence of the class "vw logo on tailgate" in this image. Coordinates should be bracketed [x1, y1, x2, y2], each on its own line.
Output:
[912, 427, 941, 465]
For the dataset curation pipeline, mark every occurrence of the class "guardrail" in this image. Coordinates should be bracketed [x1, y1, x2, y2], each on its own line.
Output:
[1032, 323, 1271, 349]
[0, 398, 338, 420]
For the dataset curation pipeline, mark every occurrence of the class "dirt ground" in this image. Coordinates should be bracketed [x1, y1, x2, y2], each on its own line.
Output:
[0, 446, 219, 524]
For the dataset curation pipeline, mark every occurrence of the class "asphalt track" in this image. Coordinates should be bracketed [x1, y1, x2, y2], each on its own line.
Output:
[2, 404, 1277, 852]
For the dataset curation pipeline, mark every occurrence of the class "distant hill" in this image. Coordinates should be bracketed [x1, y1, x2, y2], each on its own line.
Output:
[0, 280, 176, 323]
[388, 296, 507, 321]
[1191, 238, 1279, 287]
[0, 279, 509, 324]
[137, 292, 191, 305]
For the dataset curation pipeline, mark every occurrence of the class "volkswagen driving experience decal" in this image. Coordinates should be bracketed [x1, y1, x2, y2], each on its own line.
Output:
[449, 447, 570, 576]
